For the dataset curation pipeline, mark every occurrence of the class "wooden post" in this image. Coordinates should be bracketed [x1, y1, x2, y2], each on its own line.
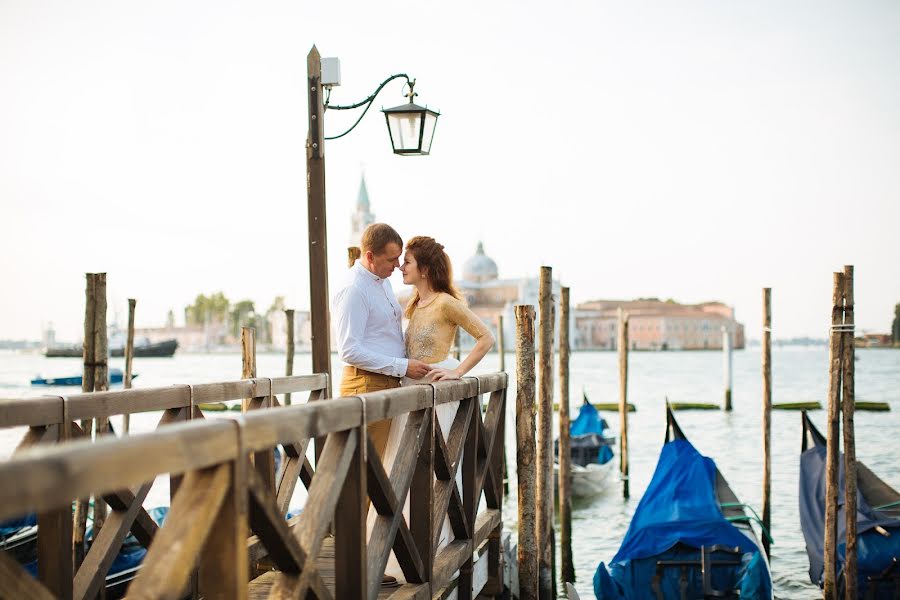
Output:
[723, 325, 733, 411]
[515, 304, 538, 600]
[617, 308, 630, 499]
[241, 327, 257, 413]
[841, 265, 857, 600]
[74, 273, 96, 566]
[823, 272, 844, 598]
[558, 287, 574, 584]
[92, 274, 110, 534]
[123, 298, 136, 434]
[497, 314, 506, 372]
[536, 267, 554, 600]
[306, 46, 333, 398]
[454, 327, 462, 361]
[285, 309, 295, 406]
[761, 288, 772, 558]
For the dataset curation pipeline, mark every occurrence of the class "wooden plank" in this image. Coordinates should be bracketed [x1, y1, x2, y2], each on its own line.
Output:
[433, 379, 479, 406]
[475, 373, 508, 394]
[128, 464, 231, 600]
[473, 510, 501, 548]
[271, 374, 328, 396]
[0, 550, 56, 600]
[433, 540, 473, 593]
[0, 420, 237, 521]
[240, 398, 362, 454]
[73, 482, 153, 600]
[410, 407, 434, 589]
[459, 391, 480, 600]
[67, 386, 190, 421]
[432, 400, 473, 550]
[37, 505, 74, 600]
[199, 457, 248, 600]
[0, 396, 63, 427]
[247, 466, 309, 573]
[14, 424, 59, 453]
[101, 487, 159, 548]
[361, 386, 432, 422]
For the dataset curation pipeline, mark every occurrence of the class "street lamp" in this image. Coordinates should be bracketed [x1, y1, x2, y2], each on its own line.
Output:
[304, 46, 439, 398]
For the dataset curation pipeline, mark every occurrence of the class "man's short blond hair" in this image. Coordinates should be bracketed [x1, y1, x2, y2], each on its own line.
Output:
[361, 223, 403, 255]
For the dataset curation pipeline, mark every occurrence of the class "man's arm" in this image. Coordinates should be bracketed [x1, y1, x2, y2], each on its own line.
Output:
[333, 286, 409, 377]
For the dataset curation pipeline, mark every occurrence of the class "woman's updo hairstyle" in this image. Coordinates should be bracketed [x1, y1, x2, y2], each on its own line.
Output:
[405, 236, 461, 318]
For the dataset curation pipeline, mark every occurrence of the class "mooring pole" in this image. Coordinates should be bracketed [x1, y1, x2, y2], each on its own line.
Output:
[241, 327, 257, 412]
[515, 304, 538, 600]
[841, 266, 858, 600]
[536, 267, 555, 599]
[618, 308, 630, 499]
[558, 287, 575, 584]
[454, 327, 462, 361]
[762, 288, 772, 558]
[285, 308, 295, 406]
[824, 271, 845, 598]
[723, 325, 733, 411]
[497, 314, 506, 372]
[123, 298, 136, 434]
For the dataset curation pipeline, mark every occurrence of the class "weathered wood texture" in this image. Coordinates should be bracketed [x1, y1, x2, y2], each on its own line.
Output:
[841, 265, 857, 600]
[617, 309, 630, 499]
[307, 45, 333, 399]
[285, 308, 295, 406]
[723, 325, 733, 411]
[536, 267, 554, 600]
[762, 288, 772, 559]
[242, 326, 257, 412]
[824, 271, 844, 598]
[0, 372, 508, 600]
[558, 287, 574, 584]
[123, 297, 136, 434]
[497, 314, 505, 372]
[515, 304, 539, 600]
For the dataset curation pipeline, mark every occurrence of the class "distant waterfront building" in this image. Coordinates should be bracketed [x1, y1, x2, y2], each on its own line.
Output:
[349, 175, 375, 249]
[574, 299, 745, 351]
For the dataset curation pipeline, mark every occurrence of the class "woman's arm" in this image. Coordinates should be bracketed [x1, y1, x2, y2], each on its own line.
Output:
[431, 298, 495, 381]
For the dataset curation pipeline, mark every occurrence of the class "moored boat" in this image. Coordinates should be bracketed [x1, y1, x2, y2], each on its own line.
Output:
[45, 338, 178, 358]
[592, 405, 772, 599]
[799, 411, 900, 596]
[31, 368, 137, 386]
[555, 397, 616, 497]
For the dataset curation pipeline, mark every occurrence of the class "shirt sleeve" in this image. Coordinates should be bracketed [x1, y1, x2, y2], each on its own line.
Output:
[443, 296, 493, 342]
[333, 286, 409, 377]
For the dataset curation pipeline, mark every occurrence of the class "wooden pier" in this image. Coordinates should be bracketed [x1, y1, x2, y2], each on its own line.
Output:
[0, 371, 508, 600]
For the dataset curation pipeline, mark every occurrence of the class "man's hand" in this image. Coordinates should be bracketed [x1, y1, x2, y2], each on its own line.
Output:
[405, 359, 433, 380]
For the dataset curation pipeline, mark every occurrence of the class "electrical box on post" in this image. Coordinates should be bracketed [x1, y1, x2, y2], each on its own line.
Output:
[321, 57, 341, 86]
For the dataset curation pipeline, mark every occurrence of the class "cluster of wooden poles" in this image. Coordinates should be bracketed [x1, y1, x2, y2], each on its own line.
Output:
[824, 265, 859, 599]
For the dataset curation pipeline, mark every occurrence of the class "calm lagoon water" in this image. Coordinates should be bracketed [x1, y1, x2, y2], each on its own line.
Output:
[1, 347, 897, 598]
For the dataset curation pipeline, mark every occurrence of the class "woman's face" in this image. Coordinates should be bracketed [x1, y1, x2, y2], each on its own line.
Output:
[400, 250, 424, 286]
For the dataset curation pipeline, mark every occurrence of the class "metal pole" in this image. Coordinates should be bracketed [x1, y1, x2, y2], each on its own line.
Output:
[307, 45, 332, 398]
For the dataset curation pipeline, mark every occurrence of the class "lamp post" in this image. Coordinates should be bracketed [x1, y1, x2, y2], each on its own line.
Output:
[305, 45, 440, 396]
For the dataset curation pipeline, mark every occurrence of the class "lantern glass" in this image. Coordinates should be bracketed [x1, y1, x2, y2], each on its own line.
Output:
[382, 101, 440, 155]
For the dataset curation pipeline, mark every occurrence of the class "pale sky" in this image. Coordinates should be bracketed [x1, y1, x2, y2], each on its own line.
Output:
[2, 1, 898, 342]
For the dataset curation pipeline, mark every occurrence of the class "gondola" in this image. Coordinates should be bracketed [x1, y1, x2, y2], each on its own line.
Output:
[593, 405, 772, 599]
[554, 397, 616, 497]
[31, 368, 137, 386]
[799, 411, 900, 596]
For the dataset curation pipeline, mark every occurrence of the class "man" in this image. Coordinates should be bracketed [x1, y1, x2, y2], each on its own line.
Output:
[332, 222, 432, 460]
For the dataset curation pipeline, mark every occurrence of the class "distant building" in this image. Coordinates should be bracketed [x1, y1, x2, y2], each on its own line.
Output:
[349, 175, 375, 249]
[268, 310, 312, 351]
[574, 299, 745, 351]
[856, 333, 892, 348]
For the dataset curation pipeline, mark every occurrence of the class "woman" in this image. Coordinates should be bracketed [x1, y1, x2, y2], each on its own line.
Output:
[376, 236, 495, 581]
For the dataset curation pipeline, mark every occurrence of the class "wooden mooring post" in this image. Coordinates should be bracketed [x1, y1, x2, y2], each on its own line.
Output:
[123, 298, 136, 434]
[762, 288, 772, 559]
[241, 327, 256, 412]
[823, 271, 844, 597]
[515, 304, 538, 600]
[618, 308, 630, 499]
[558, 287, 575, 584]
[723, 325, 733, 411]
[841, 265, 858, 599]
[497, 314, 506, 372]
[285, 309, 295, 406]
[536, 266, 555, 599]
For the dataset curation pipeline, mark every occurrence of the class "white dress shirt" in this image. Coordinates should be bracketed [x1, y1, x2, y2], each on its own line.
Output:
[332, 262, 408, 378]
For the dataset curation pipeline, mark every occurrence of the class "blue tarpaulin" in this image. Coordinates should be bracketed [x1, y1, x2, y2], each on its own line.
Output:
[593, 439, 771, 599]
[571, 402, 606, 436]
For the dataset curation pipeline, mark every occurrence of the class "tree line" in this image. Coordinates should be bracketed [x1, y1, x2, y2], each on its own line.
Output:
[183, 292, 288, 344]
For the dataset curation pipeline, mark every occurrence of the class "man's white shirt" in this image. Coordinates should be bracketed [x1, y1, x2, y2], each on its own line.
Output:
[332, 262, 408, 378]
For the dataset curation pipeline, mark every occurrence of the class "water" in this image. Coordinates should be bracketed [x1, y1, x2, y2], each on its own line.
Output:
[1, 347, 898, 598]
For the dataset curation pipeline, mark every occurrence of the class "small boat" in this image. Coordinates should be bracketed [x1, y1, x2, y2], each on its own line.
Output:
[45, 338, 178, 358]
[799, 412, 900, 596]
[593, 405, 773, 599]
[31, 368, 137, 387]
[555, 397, 616, 497]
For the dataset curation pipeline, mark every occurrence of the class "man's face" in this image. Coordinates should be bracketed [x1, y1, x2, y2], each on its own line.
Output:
[367, 242, 402, 279]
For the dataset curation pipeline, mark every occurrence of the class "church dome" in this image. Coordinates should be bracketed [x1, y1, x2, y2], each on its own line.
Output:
[462, 242, 498, 283]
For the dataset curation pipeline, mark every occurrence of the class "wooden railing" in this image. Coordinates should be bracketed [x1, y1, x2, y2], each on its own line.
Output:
[0, 372, 507, 600]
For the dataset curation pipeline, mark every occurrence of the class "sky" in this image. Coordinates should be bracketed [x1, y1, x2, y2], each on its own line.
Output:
[1, 1, 899, 342]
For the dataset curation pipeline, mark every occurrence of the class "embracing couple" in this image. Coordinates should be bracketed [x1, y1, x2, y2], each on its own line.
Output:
[332, 222, 495, 584]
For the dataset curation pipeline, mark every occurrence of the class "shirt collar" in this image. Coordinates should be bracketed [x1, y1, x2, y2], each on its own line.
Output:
[353, 261, 383, 283]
